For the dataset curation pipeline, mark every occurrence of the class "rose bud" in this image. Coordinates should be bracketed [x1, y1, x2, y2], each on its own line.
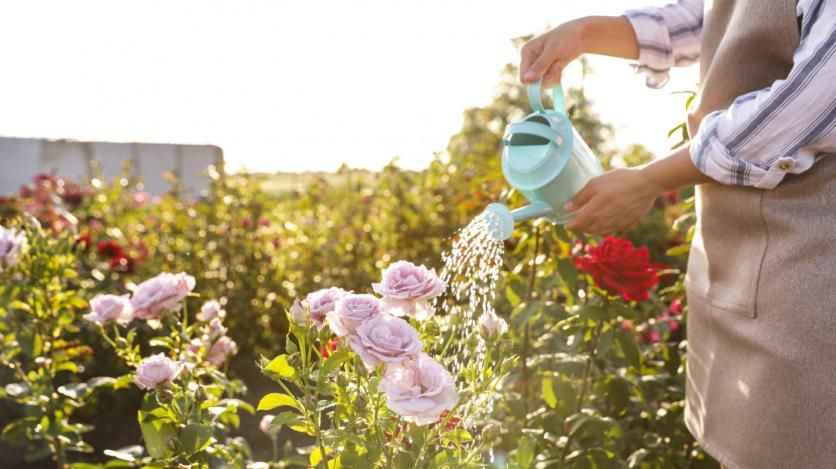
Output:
[288, 298, 308, 326]
[478, 311, 508, 340]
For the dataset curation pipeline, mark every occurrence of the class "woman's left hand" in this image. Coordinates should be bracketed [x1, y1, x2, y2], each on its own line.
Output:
[564, 168, 663, 235]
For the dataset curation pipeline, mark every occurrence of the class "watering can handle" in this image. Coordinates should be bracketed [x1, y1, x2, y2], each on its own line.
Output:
[527, 79, 567, 116]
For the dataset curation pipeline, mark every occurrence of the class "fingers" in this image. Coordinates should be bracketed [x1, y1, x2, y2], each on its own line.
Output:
[519, 38, 544, 83]
[542, 60, 563, 89]
[565, 195, 602, 232]
[564, 179, 596, 212]
[525, 51, 556, 83]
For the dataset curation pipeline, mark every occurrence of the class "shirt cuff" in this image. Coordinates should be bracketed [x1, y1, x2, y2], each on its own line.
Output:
[623, 10, 671, 89]
[689, 111, 792, 190]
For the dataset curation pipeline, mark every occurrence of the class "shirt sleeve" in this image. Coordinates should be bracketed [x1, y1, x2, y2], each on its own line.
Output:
[623, 0, 704, 88]
[689, 1, 836, 189]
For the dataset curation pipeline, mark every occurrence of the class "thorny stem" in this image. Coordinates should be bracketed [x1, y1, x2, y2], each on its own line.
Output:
[521, 225, 541, 424]
[560, 296, 607, 464]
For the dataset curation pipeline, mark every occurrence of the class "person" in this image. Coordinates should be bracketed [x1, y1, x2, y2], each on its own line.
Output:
[519, 1, 835, 468]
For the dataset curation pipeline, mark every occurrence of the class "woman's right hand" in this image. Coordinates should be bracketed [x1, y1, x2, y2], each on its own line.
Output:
[520, 19, 589, 88]
[520, 16, 639, 88]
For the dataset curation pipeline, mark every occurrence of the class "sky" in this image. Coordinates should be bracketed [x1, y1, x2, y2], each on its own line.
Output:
[0, 0, 698, 173]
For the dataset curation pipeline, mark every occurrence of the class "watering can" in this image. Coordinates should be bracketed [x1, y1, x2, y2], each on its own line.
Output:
[483, 79, 603, 240]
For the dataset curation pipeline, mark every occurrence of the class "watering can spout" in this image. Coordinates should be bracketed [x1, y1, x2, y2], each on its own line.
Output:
[482, 201, 554, 241]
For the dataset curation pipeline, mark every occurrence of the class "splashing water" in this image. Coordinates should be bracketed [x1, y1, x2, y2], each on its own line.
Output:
[434, 210, 505, 375]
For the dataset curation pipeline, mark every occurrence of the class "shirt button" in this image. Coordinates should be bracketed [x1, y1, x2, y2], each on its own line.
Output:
[778, 161, 793, 171]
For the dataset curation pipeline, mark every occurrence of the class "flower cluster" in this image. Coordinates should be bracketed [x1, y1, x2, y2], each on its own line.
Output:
[85, 271, 238, 387]
[296, 260, 458, 425]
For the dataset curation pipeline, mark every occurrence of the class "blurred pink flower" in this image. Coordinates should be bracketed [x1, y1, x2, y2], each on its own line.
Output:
[197, 300, 225, 321]
[0, 225, 27, 270]
[131, 272, 196, 320]
[379, 353, 458, 425]
[84, 294, 133, 325]
[373, 261, 446, 320]
[206, 336, 238, 366]
[348, 314, 422, 367]
[134, 354, 184, 390]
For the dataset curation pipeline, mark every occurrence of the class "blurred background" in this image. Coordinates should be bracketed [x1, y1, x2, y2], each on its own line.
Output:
[0, 0, 696, 187]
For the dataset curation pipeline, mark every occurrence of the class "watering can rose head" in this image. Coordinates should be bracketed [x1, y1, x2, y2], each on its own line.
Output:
[372, 261, 446, 320]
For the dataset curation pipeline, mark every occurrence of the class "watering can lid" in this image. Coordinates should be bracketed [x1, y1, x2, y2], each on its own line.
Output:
[501, 80, 574, 190]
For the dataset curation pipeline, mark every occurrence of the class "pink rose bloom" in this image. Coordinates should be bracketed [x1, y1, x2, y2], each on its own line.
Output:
[134, 353, 184, 390]
[379, 353, 459, 425]
[131, 272, 196, 320]
[84, 294, 133, 325]
[373, 261, 446, 320]
[0, 225, 27, 270]
[304, 287, 347, 329]
[197, 300, 225, 321]
[348, 314, 422, 367]
[326, 293, 381, 337]
[477, 311, 508, 340]
[206, 336, 238, 366]
[206, 318, 227, 340]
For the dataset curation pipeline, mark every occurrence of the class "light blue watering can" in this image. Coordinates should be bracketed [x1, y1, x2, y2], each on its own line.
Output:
[483, 80, 603, 240]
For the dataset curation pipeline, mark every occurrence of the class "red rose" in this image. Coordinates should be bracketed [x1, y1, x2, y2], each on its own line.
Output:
[320, 337, 338, 358]
[573, 236, 660, 301]
[97, 240, 123, 259]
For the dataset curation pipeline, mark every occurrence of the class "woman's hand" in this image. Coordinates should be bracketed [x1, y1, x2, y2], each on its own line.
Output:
[564, 168, 662, 235]
[520, 16, 640, 88]
[520, 20, 588, 88]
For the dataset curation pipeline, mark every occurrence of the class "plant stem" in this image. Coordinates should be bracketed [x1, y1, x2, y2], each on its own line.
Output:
[559, 297, 607, 464]
[521, 225, 541, 425]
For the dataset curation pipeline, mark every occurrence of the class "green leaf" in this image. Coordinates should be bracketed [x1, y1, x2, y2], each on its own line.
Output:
[310, 446, 330, 466]
[179, 423, 215, 455]
[542, 377, 557, 409]
[320, 349, 350, 376]
[515, 436, 536, 468]
[615, 329, 641, 370]
[265, 354, 296, 378]
[557, 257, 579, 295]
[666, 244, 691, 257]
[511, 301, 540, 328]
[138, 414, 177, 459]
[257, 393, 299, 411]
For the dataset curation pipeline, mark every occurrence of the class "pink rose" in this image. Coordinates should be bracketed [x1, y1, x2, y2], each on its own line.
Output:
[131, 272, 196, 320]
[0, 225, 27, 270]
[206, 336, 238, 366]
[304, 287, 347, 328]
[379, 353, 459, 425]
[477, 311, 508, 340]
[134, 353, 184, 390]
[206, 318, 227, 340]
[84, 294, 133, 325]
[197, 300, 225, 321]
[326, 293, 382, 337]
[373, 261, 446, 320]
[348, 314, 422, 367]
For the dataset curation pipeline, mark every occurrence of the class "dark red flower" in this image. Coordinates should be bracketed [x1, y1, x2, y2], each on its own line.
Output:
[669, 297, 684, 315]
[320, 337, 338, 358]
[76, 232, 92, 251]
[573, 236, 660, 301]
[96, 240, 124, 259]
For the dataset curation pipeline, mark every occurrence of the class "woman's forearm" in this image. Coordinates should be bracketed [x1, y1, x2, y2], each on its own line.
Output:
[639, 147, 715, 192]
[578, 16, 640, 61]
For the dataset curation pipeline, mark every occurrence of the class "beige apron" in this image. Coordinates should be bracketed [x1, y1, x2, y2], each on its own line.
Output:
[684, 1, 836, 467]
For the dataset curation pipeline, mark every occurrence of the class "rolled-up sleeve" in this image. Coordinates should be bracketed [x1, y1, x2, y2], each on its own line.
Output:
[623, 0, 703, 88]
[689, 1, 836, 189]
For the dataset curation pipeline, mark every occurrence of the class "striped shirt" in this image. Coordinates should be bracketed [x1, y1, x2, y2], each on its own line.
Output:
[624, 0, 836, 189]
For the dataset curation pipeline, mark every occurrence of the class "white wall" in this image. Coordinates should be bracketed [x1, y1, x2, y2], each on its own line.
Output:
[0, 137, 223, 197]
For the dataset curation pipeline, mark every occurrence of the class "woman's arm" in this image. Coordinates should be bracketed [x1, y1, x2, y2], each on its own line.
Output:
[563, 148, 712, 235]
[520, 0, 704, 88]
